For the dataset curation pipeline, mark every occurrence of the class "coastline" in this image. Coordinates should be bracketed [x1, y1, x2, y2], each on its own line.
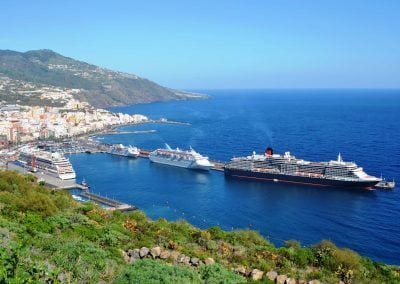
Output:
[78, 118, 190, 139]
[1, 169, 399, 283]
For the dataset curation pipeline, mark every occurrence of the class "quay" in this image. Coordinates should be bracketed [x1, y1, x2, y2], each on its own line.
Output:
[4, 163, 136, 211]
[6, 162, 83, 189]
[80, 190, 136, 211]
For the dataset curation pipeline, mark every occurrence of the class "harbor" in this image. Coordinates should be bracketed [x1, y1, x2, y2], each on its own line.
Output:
[2, 138, 395, 190]
[58, 139, 396, 188]
[0, 91, 398, 267]
[6, 162, 83, 189]
[5, 160, 136, 211]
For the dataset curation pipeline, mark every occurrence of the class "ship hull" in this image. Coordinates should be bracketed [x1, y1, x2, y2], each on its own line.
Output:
[109, 151, 138, 158]
[12, 161, 76, 180]
[149, 155, 211, 170]
[224, 168, 379, 189]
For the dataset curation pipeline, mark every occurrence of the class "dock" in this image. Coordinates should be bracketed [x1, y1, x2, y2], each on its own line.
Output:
[5, 162, 136, 211]
[7, 162, 82, 189]
[80, 190, 136, 211]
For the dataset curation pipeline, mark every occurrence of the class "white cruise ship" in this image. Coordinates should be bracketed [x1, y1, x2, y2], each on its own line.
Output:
[108, 144, 139, 158]
[149, 144, 214, 170]
[17, 147, 76, 180]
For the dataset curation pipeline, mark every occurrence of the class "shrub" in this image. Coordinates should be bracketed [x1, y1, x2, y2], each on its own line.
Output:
[281, 245, 314, 268]
[207, 226, 227, 240]
[312, 240, 338, 270]
[20, 190, 58, 217]
[334, 248, 361, 271]
[113, 259, 201, 284]
[285, 240, 301, 249]
[23, 212, 54, 234]
[199, 263, 246, 283]
[53, 239, 108, 282]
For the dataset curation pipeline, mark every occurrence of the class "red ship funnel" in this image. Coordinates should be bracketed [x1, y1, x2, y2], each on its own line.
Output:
[265, 147, 273, 156]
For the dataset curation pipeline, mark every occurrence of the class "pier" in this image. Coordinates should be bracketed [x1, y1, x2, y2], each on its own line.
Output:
[5, 163, 136, 211]
[80, 190, 136, 211]
[6, 162, 83, 189]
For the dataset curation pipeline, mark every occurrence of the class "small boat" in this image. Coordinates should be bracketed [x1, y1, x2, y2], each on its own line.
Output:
[72, 194, 85, 202]
[375, 176, 395, 190]
[81, 179, 90, 190]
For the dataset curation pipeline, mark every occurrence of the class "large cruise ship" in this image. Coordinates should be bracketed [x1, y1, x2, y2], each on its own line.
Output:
[224, 148, 381, 189]
[149, 144, 214, 170]
[17, 147, 76, 180]
[108, 144, 139, 158]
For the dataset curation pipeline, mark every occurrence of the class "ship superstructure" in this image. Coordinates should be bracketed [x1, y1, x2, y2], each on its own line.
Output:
[149, 144, 213, 170]
[17, 146, 76, 180]
[224, 148, 380, 189]
[108, 144, 139, 158]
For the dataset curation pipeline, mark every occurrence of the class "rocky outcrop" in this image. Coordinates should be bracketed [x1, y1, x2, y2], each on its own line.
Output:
[190, 257, 200, 266]
[276, 274, 288, 284]
[150, 246, 161, 258]
[123, 247, 212, 269]
[266, 270, 278, 281]
[177, 254, 191, 265]
[170, 251, 180, 262]
[122, 247, 321, 284]
[159, 250, 170, 259]
[250, 269, 264, 281]
[139, 247, 150, 258]
[204, 257, 215, 265]
[234, 266, 248, 276]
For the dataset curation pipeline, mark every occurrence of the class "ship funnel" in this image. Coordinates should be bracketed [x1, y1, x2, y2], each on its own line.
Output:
[337, 152, 343, 163]
[265, 147, 273, 156]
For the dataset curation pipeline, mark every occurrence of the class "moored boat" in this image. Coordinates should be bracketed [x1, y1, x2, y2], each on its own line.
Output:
[149, 144, 214, 170]
[17, 146, 76, 180]
[374, 176, 395, 190]
[108, 144, 139, 158]
[224, 147, 381, 189]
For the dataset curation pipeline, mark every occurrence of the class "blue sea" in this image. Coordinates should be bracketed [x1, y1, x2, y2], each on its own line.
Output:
[69, 89, 400, 264]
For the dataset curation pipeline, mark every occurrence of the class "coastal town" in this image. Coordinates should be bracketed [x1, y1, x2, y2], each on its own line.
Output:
[0, 78, 148, 146]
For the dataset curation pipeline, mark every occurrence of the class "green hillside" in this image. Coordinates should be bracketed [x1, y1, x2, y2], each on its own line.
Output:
[0, 170, 398, 283]
[0, 49, 204, 107]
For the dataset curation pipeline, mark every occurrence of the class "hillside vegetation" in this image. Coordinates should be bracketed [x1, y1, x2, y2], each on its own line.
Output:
[0, 170, 399, 283]
[0, 49, 204, 107]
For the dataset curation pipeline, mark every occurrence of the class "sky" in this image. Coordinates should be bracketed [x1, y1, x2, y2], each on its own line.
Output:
[0, 0, 399, 89]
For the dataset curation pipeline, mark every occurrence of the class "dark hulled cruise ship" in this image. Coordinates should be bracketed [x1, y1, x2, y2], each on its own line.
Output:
[224, 148, 381, 189]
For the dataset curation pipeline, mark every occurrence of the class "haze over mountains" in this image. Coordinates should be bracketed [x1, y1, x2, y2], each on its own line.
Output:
[0, 49, 203, 108]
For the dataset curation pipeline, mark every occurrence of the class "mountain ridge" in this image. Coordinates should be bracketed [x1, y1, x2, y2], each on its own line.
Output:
[0, 49, 204, 107]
